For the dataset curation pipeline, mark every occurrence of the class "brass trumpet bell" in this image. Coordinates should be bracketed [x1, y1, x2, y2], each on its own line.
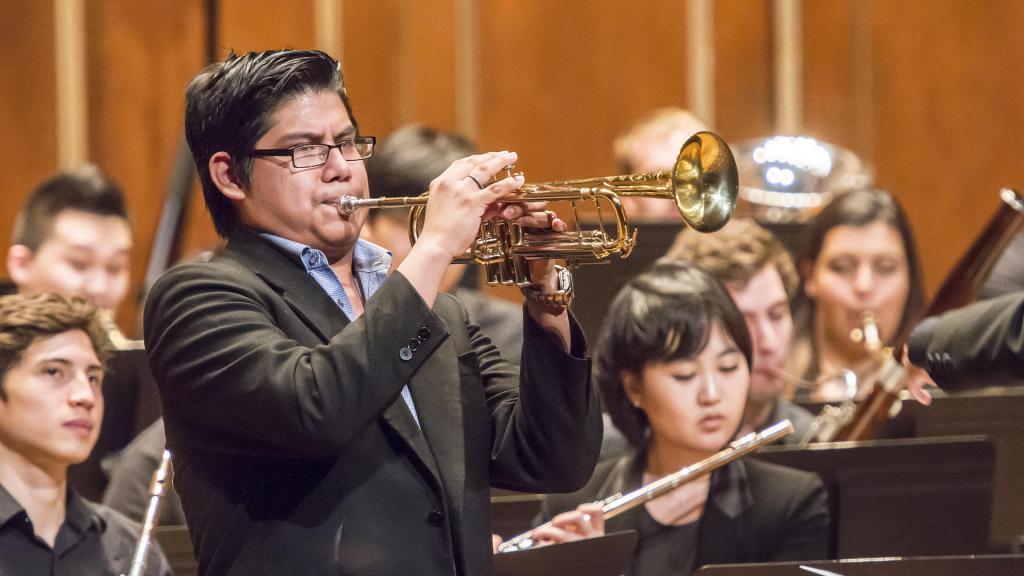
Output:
[342, 131, 738, 285]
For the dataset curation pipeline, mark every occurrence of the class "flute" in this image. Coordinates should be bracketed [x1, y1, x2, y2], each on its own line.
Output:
[497, 420, 794, 553]
[124, 449, 172, 576]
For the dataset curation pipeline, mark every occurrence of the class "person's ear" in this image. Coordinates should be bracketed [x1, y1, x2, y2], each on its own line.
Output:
[621, 370, 643, 409]
[209, 151, 246, 201]
[6, 244, 35, 288]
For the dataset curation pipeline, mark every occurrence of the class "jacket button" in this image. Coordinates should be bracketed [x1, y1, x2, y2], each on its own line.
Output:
[426, 510, 443, 526]
[418, 327, 431, 341]
[408, 338, 420, 351]
[399, 346, 413, 361]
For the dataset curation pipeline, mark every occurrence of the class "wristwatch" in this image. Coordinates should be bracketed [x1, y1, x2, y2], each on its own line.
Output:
[519, 265, 573, 313]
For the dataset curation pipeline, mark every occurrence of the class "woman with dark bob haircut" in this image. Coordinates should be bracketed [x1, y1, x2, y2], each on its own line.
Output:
[787, 188, 925, 402]
[533, 262, 830, 575]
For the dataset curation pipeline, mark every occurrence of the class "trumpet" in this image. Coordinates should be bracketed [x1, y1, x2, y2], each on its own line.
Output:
[496, 419, 793, 553]
[341, 131, 738, 285]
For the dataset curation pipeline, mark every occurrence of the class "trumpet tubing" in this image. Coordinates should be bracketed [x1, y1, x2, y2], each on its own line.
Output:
[343, 131, 738, 285]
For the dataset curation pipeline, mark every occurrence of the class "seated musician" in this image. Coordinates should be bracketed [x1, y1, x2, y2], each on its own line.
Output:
[787, 188, 926, 401]
[362, 124, 524, 364]
[5, 165, 132, 312]
[613, 107, 708, 222]
[664, 218, 814, 442]
[0, 293, 169, 575]
[535, 262, 830, 575]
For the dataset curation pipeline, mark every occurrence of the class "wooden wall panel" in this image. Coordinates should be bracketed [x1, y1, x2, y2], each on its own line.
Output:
[478, 1, 690, 181]
[868, 0, 1024, 296]
[218, 0, 316, 56]
[342, 0, 402, 137]
[0, 0, 57, 267]
[714, 0, 773, 141]
[86, 0, 205, 330]
[5, 1, 1024, 327]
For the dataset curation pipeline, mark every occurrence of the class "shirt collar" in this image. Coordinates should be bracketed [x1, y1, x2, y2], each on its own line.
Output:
[258, 232, 392, 274]
[0, 484, 104, 533]
[64, 489, 105, 534]
[0, 484, 22, 527]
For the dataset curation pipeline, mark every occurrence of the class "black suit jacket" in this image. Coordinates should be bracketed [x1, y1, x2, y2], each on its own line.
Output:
[143, 230, 601, 576]
[908, 292, 1024, 390]
[541, 454, 830, 572]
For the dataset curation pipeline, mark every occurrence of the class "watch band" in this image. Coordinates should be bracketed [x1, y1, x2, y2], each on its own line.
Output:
[519, 265, 573, 312]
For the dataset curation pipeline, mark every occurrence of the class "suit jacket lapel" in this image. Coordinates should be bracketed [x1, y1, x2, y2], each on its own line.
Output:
[224, 230, 347, 341]
[224, 230, 444, 488]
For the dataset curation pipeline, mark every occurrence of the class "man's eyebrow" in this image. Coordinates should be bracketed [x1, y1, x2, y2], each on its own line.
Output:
[335, 126, 356, 139]
[276, 131, 322, 145]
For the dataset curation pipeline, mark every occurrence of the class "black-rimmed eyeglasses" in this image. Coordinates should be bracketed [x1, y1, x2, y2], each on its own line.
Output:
[251, 136, 376, 168]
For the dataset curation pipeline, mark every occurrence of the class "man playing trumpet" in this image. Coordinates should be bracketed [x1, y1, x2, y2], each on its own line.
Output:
[144, 49, 601, 576]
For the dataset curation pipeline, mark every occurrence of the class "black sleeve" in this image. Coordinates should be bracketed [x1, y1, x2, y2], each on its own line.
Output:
[144, 263, 446, 459]
[907, 292, 1024, 390]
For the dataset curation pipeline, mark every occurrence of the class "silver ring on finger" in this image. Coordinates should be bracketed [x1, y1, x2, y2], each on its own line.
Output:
[467, 174, 486, 190]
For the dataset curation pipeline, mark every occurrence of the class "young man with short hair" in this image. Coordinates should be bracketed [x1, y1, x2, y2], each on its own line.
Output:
[6, 165, 133, 313]
[0, 293, 169, 575]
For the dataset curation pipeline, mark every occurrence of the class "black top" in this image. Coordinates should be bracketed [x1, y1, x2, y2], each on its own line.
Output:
[634, 511, 699, 576]
[0, 484, 171, 576]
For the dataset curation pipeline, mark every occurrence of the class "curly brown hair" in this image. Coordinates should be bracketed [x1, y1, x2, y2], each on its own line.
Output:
[662, 218, 799, 297]
[0, 293, 110, 398]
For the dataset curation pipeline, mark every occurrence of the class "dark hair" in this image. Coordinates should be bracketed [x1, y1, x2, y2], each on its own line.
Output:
[365, 124, 475, 223]
[14, 165, 128, 250]
[793, 188, 925, 355]
[664, 218, 799, 297]
[185, 49, 358, 237]
[0, 293, 110, 398]
[595, 261, 753, 450]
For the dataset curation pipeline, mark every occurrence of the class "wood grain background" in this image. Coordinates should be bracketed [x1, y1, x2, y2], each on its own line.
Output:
[2, 0, 1022, 334]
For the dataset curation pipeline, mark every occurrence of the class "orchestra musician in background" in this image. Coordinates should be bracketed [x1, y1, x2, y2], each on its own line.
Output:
[536, 262, 829, 576]
[4, 165, 132, 314]
[787, 188, 926, 402]
[143, 49, 601, 576]
[0, 293, 170, 576]
[664, 219, 815, 441]
[612, 107, 708, 222]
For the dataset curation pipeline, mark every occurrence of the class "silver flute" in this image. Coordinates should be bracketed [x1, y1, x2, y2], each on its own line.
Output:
[497, 419, 794, 553]
[125, 449, 172, 576]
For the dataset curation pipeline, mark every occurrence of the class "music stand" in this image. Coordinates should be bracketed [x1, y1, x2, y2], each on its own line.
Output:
[694, 554, 1024, 576]
[902, 387, 1024, 550]
[494, 530, 639, 576]
[570, 221, 683, 340]
[753, 436, 995, 557]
